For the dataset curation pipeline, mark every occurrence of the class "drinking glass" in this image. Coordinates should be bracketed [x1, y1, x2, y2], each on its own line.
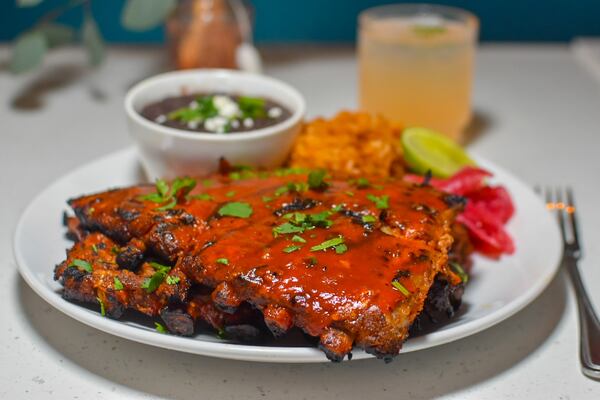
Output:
[358, 4, 479, 141]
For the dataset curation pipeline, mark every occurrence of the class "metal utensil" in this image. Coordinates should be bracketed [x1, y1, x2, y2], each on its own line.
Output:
[542, 186, 600, 379]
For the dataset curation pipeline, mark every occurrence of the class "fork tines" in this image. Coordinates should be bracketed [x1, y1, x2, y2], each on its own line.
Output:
[542, 186, 581, 257]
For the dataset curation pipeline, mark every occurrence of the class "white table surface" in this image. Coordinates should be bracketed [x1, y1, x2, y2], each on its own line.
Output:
[1, 44, 600, 399]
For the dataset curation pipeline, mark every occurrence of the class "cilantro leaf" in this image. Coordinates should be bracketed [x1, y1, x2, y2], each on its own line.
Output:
[283, 245, 302, 253]
[155, 322, 168, 334]
[334, 243, 348, 254]
[166, 275, 180, 285]
[113, 276, 124, 290]
[191, 193, 213, 201]
[361, 214, 377, 223]
[450, 262, 469, 284]
[69, 259, 92, 273]
[367, 194, 389, 209]
[273, 222, 305, 236]
[216, 258, 229, 265]
[391, 280, 411, 296]
[142, 262, 171, 293]
[291, 235, 306, 243]
[218, 202, 253, 218]
[97, 297, 106, 316]
[310, 236, 345, 252]
[355, 177, 371, 189]
[156, 179, 169, 197]
[238, 96, 267, 119]
[308, 170, 328, 190]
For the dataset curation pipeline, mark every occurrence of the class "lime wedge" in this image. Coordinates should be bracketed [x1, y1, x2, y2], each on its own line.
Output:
[401, 127, 475, 178]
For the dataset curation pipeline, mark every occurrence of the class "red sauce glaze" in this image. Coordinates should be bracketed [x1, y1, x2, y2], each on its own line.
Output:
[69, 171, 457, 342]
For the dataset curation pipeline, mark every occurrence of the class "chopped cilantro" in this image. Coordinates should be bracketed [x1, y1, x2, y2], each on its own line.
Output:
[283, 245, 302, 253]
[202, 179, 214, 187]
[138, 177, 197, 210]
[142, 262, 171, 293]
[356, 177, 371, 188]
[91, 244, 98, 254]
[275, 182, 308, 196]
[345, 191, 355, 197]
[69, 259, 92, 273]
[166, 275, 180, 285]
[218, 202, 253, 218]
[274, 167, 309, 176]
[149, 262, 171, 273]
[450, 262, 469, 284]
[113, 276, 124, 291]
[391, 280, 411, 296]
[309, 211, 334, 228]
[274, 186, 289, 196]
[262, 196, 273, 203]
[156, 197, 177, 211]
[367, 194, 389, 209]
[310, 236, 345, 252]
[361, 215, 377, 223]
[307, 256, 318, 266]
[273, 222, 305, 236]
[156, 179, 169, 197]
[308, 170, 328, 190]
[238, 96, 267, 119]
[216, 258, 229, 265]
[168, 95, 218, 122]
[331, 204, 343, 212]
[155, 322, 168, 334]
[97, 297, 106, 316]
[283, 212, 307, 224]
[334, 244, 348, 254]
[291, 235, 306, 243]
[225, 190, 236, 197]
[191, 193, 213, 201]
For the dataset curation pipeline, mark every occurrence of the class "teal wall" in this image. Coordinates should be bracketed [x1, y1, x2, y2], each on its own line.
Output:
[2, 0, 599, 42]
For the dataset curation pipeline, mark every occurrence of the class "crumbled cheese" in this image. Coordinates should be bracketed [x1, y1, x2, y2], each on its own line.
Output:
[187, 120, 199, 130]
[189, 101, 199, 109]
[155, 115, 167, 124]
[204, 116, 229, 133]
[213, 95, 241, 119]
[230, 119, 240, 129]
[268, 107, 282, 119]
[243, 118, 254, 128]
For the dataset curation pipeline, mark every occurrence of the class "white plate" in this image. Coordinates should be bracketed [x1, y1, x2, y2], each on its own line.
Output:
[13, 148, 562, 363]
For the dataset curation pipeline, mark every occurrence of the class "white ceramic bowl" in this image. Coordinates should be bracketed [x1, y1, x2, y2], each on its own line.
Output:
[124, 69, 306, 180]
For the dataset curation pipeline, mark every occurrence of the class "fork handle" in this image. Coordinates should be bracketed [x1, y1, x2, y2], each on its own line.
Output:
[564, 258, 600, 379]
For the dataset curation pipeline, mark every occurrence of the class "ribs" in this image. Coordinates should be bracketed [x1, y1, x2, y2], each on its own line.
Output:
[55, 169, 465, 361]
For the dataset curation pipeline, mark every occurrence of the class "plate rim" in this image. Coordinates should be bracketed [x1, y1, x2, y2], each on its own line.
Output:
[13, 147, 563, 363]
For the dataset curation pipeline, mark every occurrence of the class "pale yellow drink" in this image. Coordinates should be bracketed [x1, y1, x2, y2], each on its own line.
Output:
[359, 5, 478, 141]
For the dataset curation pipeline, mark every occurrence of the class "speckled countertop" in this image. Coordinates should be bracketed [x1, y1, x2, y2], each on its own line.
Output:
[1, 44, 599, 399]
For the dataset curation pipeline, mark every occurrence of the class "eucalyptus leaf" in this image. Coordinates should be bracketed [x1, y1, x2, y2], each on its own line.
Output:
[121, 0, 176, 31]
[10, 31, 47, 74]
[39, 23, 75, 48]
[82, 14, 105, 67]
[17, 0, 44, 7]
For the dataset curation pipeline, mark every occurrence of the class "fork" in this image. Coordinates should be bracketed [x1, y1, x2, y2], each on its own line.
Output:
[542, 187, 600, 379]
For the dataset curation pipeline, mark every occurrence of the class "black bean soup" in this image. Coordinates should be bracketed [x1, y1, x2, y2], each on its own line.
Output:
[140, 93, 292, 134]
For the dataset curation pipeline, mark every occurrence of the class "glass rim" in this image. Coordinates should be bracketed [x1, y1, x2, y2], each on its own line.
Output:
[359, 3, 479, 30]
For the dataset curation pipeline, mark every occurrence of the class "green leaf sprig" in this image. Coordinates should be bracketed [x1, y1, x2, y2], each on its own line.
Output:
[141, 262, 172, 293]
[138, 177, 197, 211]
[310, 236, 346, 253]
